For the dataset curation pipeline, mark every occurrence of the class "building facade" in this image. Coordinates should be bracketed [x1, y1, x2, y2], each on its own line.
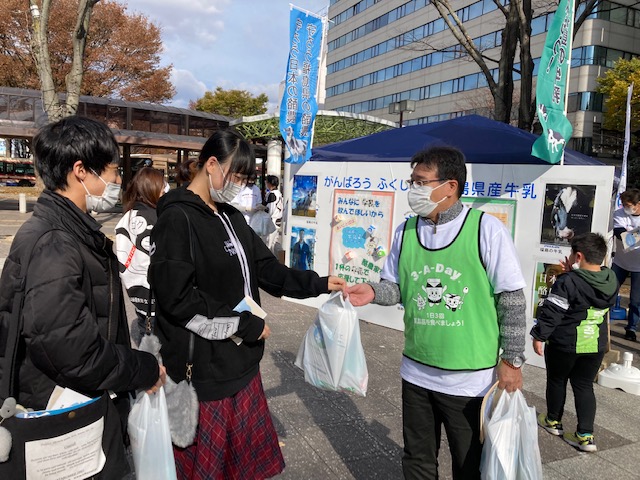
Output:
[323, 0, 640, 158]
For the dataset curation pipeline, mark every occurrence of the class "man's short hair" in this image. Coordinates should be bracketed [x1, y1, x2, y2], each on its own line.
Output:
[410, 146, 467, 198]
[571, 232, 607, 265]
[33, 116, 120, 191]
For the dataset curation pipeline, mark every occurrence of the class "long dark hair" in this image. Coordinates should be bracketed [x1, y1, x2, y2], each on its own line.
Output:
[197, 129, 255, 179]
[123, 167, 165, 212]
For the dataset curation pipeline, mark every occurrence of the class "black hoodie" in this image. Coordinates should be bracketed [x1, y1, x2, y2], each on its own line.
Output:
[531, 267, 619, 353]
[149, 187, 329, 401]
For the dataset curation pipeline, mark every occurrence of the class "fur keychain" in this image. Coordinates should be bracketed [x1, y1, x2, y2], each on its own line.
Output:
[139, 334, 199, 448]
[0, 397, 17, 462]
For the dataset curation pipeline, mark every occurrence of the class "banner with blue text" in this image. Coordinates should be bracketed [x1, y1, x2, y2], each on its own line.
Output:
[531, 0, 575, 164]
[280, 6, 324, 164]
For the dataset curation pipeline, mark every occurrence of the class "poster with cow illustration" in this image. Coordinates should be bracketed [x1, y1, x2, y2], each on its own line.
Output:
[540, 184, 596, 246]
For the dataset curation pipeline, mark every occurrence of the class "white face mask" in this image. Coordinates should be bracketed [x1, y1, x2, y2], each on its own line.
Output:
[209, 163, 243, 203]
[624, 207, 636, 216]
[81, 169, 121, 213]
[407, 181, 448, 218]
[571, 261, 580, 271]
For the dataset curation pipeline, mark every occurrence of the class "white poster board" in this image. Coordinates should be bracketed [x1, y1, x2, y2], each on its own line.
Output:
[329, 189, 395, 284]
[283, 161, 615, 367]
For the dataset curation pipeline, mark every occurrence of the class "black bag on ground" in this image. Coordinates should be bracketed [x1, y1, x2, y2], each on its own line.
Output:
[0, 392, 127, 479]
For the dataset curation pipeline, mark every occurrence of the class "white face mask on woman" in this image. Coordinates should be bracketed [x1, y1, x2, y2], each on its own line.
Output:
[407, 181, 448, 218]
[209, 163, 243, 203]
[624, 206, 637, 216]
[81, 169, 121, 213]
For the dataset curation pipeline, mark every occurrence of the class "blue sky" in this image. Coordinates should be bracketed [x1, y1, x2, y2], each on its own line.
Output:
[126, 0, 329, 112]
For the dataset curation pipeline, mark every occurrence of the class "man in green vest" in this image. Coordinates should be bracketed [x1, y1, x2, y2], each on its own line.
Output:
[346, 146, 527, 480]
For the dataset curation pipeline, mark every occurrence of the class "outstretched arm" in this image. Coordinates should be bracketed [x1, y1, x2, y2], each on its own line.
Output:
[346, 279, 400, 307]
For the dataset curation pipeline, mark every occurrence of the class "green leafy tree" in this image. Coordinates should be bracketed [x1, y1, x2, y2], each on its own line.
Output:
[190, 87, 268, 118]
[597, 57, 640, 132]
[597, 57, 640, 189]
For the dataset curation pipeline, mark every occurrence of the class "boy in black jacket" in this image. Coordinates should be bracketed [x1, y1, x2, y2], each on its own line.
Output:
[532, 233, 618, 452]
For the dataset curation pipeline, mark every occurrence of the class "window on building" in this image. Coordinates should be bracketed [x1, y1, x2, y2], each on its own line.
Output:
[531, 16, 546, 35]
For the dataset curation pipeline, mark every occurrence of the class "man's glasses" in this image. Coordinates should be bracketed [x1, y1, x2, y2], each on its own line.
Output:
[407, 178, 445, 188]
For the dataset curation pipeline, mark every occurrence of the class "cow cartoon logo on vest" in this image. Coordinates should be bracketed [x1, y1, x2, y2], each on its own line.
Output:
[412, 275, 471, 313]
[443, 287, 469, 312]
[423, 278, 446, 307]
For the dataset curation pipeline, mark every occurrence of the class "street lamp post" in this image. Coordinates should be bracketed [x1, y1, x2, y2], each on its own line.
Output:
[388, 100, 416, 127]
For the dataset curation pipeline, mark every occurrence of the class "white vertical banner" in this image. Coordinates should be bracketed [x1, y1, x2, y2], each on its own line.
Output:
[617, 82, 633, 206]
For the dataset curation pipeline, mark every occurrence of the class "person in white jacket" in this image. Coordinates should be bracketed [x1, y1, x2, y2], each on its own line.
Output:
[115, 167, 168, 345]
[231, 173, 262, 224]
[263, 175, 283, 253]
[612, 188, 640, 341]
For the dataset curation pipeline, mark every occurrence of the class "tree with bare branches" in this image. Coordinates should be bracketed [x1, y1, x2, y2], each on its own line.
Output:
[409, 0, 600, 131]
[5, 0, 174, 123]
[29, 0, 99, 122]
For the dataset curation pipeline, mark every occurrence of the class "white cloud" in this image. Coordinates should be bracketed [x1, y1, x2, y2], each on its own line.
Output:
[170, 69, 208, 108]
[123, 0, 330, 110]
[126, 0, 228, 44]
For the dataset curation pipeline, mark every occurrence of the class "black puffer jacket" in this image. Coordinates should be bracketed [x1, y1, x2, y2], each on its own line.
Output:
[531, 267, 619, 354]
[0, 190, 159, 409]
[149, 187, 329, 401]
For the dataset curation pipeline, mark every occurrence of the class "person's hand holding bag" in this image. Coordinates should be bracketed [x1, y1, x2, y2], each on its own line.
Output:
[328, 276, 346, 293]
[146, 364, 167, 395]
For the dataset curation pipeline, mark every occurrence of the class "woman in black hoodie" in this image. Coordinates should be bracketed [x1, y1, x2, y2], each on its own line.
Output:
[149, 129, 345, 479]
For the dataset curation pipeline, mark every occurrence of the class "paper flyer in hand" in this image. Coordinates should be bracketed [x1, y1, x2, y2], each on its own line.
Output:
[622, 228, 640, 251]
[234, 296, 267, 319]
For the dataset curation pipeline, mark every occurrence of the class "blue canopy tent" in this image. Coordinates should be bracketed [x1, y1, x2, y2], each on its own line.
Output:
[310, 114, 602, 165]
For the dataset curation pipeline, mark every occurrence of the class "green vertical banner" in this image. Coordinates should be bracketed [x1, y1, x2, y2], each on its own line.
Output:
[531, 0, 575, 164]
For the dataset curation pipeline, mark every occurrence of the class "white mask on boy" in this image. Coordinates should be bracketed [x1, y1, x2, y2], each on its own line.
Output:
[81, 169, 121, 213]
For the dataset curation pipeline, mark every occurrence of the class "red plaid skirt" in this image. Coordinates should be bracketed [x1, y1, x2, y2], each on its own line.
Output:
[173, 372, 285, 480]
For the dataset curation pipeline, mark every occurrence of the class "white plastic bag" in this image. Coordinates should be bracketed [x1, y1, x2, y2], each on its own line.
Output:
[295, 292, 368, 396]
[249, 210, 276, 236]
[480, 389, 542, 480]
[128, 388, 177, 480]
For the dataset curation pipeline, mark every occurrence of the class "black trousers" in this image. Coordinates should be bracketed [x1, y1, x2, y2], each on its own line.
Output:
[402, 380, 482, 480]
[544, 345, 604, 434]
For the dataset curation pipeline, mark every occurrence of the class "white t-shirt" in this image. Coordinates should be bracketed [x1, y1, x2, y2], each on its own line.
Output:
[612, 207, 640, 272]
[381, 206, 526, 397]
[232, 184, 262, 224]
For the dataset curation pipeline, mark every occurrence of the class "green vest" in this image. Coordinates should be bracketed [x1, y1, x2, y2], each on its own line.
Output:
[398, 209, 499, 370]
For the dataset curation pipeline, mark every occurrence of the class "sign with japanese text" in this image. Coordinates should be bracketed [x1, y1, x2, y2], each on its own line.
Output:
[280, 6, 324, 164]
[532, 261, 564, 317]
[531, 0, 575, 164]
[329, 189, 395, 285]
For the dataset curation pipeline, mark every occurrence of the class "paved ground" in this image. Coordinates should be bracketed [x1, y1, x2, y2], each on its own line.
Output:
[1, 194, 640, 479]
